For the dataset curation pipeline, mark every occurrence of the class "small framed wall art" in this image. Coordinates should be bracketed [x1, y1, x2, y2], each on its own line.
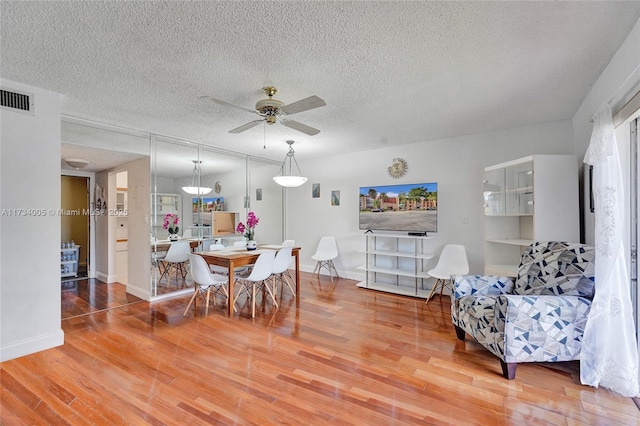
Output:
[331, 190, 340, 206]
[312, 183, 320, 198]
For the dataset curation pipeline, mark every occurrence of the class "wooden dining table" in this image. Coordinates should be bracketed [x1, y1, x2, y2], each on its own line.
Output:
[151, 239, 200, 252]
[197, 245, 301, 316]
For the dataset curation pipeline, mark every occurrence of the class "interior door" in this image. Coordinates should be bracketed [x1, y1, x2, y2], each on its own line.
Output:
[60, 175, 90, 280]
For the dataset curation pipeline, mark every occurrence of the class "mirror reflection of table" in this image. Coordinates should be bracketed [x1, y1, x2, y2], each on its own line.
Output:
[151, 239, 200, 252]
[197, 245, 301, 317]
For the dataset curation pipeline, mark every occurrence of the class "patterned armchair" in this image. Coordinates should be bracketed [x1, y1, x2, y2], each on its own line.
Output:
[451, 241, 595, 379]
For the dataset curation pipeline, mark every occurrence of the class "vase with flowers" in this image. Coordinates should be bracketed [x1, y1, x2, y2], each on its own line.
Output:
[236, 211, 259, 250]
[163, 213, 180, 241]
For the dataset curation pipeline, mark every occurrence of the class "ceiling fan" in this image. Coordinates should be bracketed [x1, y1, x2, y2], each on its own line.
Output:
[201, 86, 326, 136]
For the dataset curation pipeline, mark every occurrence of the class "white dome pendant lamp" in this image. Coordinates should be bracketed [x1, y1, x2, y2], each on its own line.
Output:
[182, 160, 212, 195]
[273, 140, 307, 188]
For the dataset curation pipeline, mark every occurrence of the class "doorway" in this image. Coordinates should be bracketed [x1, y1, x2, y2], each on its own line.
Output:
[61, 175, 90, 281]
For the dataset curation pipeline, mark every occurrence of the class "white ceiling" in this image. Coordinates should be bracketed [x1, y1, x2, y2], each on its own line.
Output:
[2, 1, 640, 170]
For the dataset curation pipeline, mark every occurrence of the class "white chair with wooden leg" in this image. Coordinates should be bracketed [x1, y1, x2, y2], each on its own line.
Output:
[311, 236, 339, 281]
[272, 246, 295, 298]
[183, 254, 229, 316]
[234, 251, 276, 318]
[158, 240, 191, 287]
[201, 242, 229, 275]
[425, 244, 469, 304]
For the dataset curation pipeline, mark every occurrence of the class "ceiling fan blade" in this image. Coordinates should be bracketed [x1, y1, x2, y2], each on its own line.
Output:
[229, 119, 264, 134]
[279, 95, 326, 115]
[281, 119, 320, 136]
[200, 96, 258, 115]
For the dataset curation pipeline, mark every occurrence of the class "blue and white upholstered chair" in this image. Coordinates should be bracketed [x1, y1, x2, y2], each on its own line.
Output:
[451, 241, 595, 379]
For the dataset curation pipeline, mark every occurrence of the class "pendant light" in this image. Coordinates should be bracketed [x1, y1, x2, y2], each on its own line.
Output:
[273, 140, 307, 187]
[182, 160, 212, 195]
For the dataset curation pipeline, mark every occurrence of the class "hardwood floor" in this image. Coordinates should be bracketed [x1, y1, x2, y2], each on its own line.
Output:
[2, 273, 638, 425]
[61, 279, 144, 319]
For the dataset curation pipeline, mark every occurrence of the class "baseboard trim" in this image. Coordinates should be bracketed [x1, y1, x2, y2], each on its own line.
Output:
[1, 329, 64, 362]
[356, 281, 439, 299]
[149, 288, 191, 303]
[126, 285, 151, 301]
[95, 271, 110, 282]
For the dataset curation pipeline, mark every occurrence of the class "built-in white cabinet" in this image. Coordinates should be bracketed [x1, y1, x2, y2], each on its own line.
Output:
[61, 245, 80, 278]
[357, 233, 435, 297]
[483, 155, 579, 276]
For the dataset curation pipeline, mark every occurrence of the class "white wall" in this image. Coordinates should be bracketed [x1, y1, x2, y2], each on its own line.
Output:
[1, 80, 64, 361]
[287, 120, 575, 279]
[94, 170, 110, 281]
[174, 161, 284, 245]
[573, 17, 640, 245]
[249, 161, 284, 245]
[122, 157, 151, 300]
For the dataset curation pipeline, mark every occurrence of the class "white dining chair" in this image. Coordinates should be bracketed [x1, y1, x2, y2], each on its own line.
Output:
[158, 240, 191, 287]
[183, 254, 229, 316]
[203, 242, 225, 252]
[282, 239, 295, 247]
[235, 250, 276, 318]
[311, 236, 339, 281]
[272, 246, 295, 298]
[203, 242, 230, 275]
[425, 244, 469, 304]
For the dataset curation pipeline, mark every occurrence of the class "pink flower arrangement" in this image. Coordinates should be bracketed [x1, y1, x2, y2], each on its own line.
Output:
[163, 213, 180, 234]
[236, 211, 259, 241]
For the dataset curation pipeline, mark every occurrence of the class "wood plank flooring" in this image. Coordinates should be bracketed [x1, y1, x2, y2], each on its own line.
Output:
[2, 273, 639, 425]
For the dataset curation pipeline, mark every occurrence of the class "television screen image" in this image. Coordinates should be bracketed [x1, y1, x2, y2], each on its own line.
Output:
[192, 197, 224, 213]
[359, 182, 438, 233]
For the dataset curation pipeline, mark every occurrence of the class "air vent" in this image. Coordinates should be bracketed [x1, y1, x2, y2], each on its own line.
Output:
[1, 88, 34, 114]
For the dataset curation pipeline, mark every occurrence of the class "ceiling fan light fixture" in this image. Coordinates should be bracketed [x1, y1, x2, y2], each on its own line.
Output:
[182, 160, 212, 195]
[273, 140, 307, 188]
[64, 158, 90, 169]
[201, 86, 325, 138]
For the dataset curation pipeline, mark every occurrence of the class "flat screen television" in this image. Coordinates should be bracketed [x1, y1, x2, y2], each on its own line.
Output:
[359, 182, 438, 233]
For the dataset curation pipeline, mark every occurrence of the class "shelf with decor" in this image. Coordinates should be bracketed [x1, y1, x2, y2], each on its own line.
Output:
[357, 233, 435, 297]
[152, 193, 181, 239]
[483, 155, 579, 277]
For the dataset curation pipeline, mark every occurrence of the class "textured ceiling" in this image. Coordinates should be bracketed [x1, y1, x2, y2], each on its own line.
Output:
[2, 1, 640, 169]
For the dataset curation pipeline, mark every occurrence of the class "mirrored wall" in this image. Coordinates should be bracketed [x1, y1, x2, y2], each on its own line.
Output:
[150, 135, 284, 298]
[61, 118, 284, 301]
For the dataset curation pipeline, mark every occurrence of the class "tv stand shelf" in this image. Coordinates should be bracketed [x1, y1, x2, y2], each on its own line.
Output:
[358, 233, 435, 297]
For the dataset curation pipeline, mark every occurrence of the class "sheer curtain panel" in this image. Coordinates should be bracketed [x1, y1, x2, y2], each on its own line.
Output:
[582, 103, 639, 397]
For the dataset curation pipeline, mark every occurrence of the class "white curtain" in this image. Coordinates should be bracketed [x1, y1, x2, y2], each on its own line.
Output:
[582, 103, 639, 397]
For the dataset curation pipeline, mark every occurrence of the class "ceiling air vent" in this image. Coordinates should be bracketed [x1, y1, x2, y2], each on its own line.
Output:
[1, 88, 34, 114]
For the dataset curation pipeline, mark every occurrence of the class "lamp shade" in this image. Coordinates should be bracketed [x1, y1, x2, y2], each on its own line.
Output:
[181, 160, 212, 195]
[65, 158, 90, 169]
[273, 175, 308, 187]
[273, 140, 307, 188]
[182, 186, 212, 195]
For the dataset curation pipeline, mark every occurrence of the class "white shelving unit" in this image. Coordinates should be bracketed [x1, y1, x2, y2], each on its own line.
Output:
[357, 233, 435, 297]
[152, 193, 180, 238]
[483, 155, 579, 276]
[61, 245, 80, 278]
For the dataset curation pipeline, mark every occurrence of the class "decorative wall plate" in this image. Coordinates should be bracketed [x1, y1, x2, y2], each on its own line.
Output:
[214, 181, 222, 194]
